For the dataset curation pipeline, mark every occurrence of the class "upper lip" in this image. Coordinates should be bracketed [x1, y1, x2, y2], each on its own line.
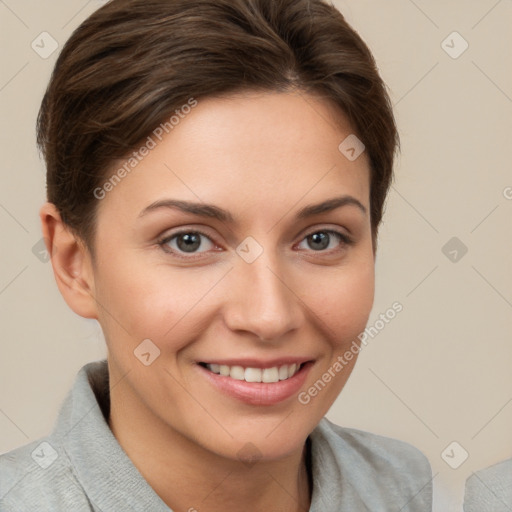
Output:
[198, 358, 313, 368]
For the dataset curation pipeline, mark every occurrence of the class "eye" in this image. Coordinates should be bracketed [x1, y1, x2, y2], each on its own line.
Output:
[297, 229, 352, 253]
[158, 230, 216, 256]
[157, 227, 353, 260]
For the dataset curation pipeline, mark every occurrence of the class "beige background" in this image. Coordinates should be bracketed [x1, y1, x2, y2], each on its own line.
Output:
[1, 1, 511, 510]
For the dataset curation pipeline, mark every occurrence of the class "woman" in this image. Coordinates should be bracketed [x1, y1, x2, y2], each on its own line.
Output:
[0, 0, 433, 510]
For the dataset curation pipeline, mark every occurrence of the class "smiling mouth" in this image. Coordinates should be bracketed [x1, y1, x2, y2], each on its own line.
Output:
[198, 362, 305, 383]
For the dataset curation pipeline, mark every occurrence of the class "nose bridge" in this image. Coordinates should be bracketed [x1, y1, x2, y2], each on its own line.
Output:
[224, 243, 302, 340]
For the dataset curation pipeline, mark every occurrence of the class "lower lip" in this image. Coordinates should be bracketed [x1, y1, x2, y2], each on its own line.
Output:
[196, 362, 313, 406]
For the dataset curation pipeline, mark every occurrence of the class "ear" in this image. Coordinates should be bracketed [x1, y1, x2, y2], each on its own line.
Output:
[39, 202, 99, 319]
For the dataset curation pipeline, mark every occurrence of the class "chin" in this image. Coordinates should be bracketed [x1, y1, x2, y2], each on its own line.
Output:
[205, 411, 320, 464]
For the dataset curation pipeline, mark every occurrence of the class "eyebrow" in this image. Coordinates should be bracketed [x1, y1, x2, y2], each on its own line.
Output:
[138, 195, 367, 223]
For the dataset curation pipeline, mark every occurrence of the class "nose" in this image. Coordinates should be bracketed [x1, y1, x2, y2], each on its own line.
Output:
[222, 249, 303, 342]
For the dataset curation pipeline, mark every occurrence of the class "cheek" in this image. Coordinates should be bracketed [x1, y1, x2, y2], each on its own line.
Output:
[307, 259, 375, 345]
[302, 265, 375, 363]
[298, 259, 374, 414]
[93, 254, 224, 354]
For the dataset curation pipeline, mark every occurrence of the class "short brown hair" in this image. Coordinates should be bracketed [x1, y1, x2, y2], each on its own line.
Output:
[37, 0, 399, 253]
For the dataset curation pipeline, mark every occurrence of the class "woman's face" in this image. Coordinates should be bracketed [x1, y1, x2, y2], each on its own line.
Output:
[89, 90, 375, 462]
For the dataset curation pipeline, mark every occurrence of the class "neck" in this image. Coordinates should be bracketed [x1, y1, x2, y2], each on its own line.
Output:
[108, 374, 312, 512]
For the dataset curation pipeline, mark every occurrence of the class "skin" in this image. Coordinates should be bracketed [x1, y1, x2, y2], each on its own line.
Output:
[41, 90, 375, 512]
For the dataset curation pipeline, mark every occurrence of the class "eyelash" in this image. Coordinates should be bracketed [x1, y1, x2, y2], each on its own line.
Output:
[156, 228, 353, 260]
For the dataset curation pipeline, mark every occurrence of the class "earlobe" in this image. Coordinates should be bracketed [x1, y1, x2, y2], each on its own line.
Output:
[39, 202, 99, 319]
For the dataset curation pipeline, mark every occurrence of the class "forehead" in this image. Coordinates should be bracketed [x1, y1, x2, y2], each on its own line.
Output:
[97, 90, 371, 223]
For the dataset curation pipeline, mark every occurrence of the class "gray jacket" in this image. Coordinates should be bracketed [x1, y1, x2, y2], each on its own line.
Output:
[464, 458, 512, 511]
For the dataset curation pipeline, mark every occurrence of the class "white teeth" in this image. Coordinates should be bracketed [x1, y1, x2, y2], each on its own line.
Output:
[244, 368, 262, 382]
[230, 365, 245, 380]
[278, 365, 289, 380]
[204, 363, 302, 383]
[262, 367, 279, 383]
